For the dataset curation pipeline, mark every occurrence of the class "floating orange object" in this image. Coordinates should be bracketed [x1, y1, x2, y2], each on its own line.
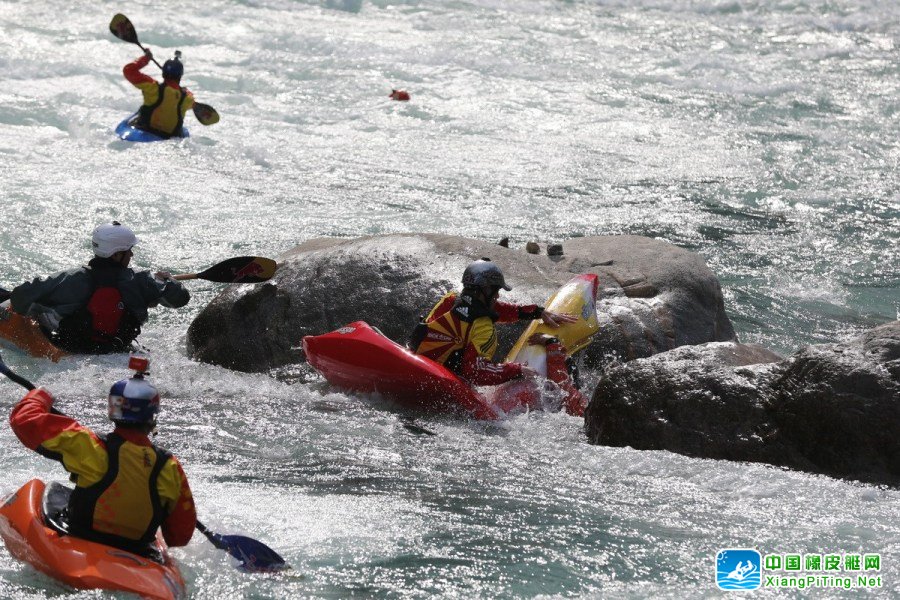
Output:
[389, 89, 410, 101]
[0, 479, 186, 599]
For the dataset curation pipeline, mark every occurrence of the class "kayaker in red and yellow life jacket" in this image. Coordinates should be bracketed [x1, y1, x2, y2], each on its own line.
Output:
[124, 49, 194, 138]
[10, 222, 190, 354]
[8, 360, 195, 556]
[411, 259, 578, 385]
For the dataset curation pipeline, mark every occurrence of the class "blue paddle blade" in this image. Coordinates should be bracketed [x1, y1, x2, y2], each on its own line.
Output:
[206, 531, 289, 572]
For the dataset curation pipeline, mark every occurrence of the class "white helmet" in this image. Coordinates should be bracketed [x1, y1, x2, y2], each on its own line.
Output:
[91, 221, 138, 258]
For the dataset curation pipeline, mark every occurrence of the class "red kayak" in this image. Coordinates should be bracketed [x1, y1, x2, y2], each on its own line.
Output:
[302, 274, 599, 419]
[0, 479, 186, 600]
[302, 321, 501, 419]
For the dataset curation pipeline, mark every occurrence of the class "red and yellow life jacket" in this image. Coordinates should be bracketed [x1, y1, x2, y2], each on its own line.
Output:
[413, 292, 499, 371]
[67, 433, 171, 551]
[136, 82, 191, 137]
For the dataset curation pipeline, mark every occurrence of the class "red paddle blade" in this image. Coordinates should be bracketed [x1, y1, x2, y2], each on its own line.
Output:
[196, 257, 277, 283]
[109, 14, 139, 44]
[193, 103, 220, 126]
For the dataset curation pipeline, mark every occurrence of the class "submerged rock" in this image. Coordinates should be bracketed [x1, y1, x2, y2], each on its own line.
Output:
[187, 233, 736, 373]
[585, 321, 900, 486]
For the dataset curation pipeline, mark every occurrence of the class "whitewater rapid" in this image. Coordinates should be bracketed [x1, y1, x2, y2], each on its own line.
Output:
[0, 0, 897, 597]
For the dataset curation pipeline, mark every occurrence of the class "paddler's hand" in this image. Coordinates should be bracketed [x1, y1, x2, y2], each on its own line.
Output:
[35, 309, 62, 331]
[541, 310, 577, 327]
[143, 47, 153, 60]
[527, 333, 560, 347]
[154, 271, 173, 282]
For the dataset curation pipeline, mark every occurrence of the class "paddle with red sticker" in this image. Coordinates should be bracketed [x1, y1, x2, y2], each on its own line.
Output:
[172, 256, 277, 283]
[109, 13, 220, 126]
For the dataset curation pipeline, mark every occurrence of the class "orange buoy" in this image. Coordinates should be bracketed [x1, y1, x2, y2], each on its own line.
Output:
[389, 89, 410, 101]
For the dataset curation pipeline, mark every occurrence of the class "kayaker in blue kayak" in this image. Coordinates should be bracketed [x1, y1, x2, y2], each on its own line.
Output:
[8, 358, 196, 556]
[9, 222, 189, 353]
[124, 48, 194, 138]
[411, 259, 577, 385]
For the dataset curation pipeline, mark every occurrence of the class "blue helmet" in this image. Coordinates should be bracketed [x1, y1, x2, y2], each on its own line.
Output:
[462, 258, 511, 291]
[108, 375, 160, 424]
[162, 57, 183, 81]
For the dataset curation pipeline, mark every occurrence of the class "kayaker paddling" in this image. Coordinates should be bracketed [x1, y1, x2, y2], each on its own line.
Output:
[109, 14, 219, 138]
[9, 222, 190, 354]
[124, 48, 194, 138]
[410, 259, 578, 385]
[0, 353, 288, 592]
[8, 356, 196, 558]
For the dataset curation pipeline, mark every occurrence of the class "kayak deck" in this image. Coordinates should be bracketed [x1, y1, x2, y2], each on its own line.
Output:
[0, 303, 67, 362]
[303, 321, 500, 419]
[115, 115, 190, 142]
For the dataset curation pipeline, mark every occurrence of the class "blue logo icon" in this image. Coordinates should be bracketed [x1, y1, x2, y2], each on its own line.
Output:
[716, 549, 762, 590]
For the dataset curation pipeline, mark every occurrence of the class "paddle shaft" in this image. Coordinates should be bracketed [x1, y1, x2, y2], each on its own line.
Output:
[195, 520, 222, 547]
[137, 43, 163, 69]
[172, 274, 198, 281]
[0, 358, 35, 391]
[0, 355, 69, 418]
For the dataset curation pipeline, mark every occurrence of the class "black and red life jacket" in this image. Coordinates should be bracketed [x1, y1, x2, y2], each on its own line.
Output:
[54, 266, 141, 354]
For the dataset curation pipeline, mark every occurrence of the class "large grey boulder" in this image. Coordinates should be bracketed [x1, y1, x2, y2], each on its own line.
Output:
[585, 321, 900, 486]
[187, 234, 736, 372]
[558, 236, 734, 366]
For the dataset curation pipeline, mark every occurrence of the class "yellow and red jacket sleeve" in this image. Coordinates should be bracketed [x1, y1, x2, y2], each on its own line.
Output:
[494, 300, 542, 323]
[158, 456, 196, 547]
[10, 388, 109, 483]
[429, 295, 541, 324]
[459, 319, 522, 385]
[545, 342, 587, 416]
[123, 55, 155, 87]
[425, 292, 456, 321]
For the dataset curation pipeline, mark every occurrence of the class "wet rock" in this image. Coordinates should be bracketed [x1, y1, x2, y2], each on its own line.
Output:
[187, 233, 736, 373]
[585, 321, 900, 486]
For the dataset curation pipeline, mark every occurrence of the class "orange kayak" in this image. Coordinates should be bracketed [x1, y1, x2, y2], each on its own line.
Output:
[0, 479, 186, 600]
[0, 303, 67, 362]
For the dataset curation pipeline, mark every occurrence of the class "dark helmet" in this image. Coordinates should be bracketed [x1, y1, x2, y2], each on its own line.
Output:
[462, 258, 511, 291]
[162, 56, 183, 81]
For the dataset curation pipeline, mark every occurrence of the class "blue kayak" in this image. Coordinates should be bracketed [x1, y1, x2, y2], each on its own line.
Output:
[115, 115, 190, 142]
